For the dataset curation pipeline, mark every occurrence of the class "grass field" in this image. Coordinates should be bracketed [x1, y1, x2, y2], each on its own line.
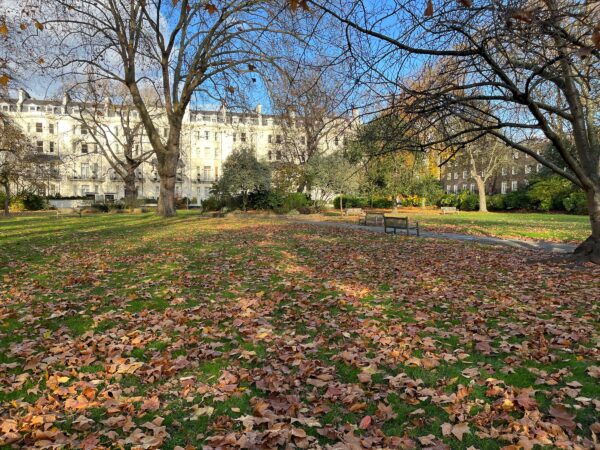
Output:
[1, 212, 599, 449]
[321, 209, 591, 243]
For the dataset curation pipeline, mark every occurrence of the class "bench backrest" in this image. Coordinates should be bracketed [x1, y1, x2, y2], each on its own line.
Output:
[364, 213, 384, 225]
[384, 216, 408, 227]
[441, 206, 457, 212]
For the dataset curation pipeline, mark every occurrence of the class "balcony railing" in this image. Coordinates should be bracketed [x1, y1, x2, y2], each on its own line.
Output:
[67, 174, 105, 181]
[195, 176, 216, 183]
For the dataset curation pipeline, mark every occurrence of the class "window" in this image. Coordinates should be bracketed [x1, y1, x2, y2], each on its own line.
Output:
[454, 172, 459, 180]
[446, 173, 451, 180]
[511, 166, 517, 175]
[48, 124, 54, 134]
[195, 131, 200, 141]
[276, 150, 282, 160]
[536, 163, 542, 173]
[334, 137, 339, 146]
[501, 181, 508, 194]
[453, 184, 458, 193]
[525, 165, 531, 174]
[241, 133, 246, 143]
[501, 167, 507, 176]
[81, 143, 88, 154]
[462, 170, 467, 179]
[81, 163, 89, 178]
[233, 133, 237, 142]
[203, 166, 211, 179]
[81, 185, 89, 196]
[268, 150, 272, 161]
[268, 135, 272, 144]
[462, 183, 467, 191]
[204, 131, 209, 140]
[470, 183, 475, 192]
[36, 123, 43, 133]
[513, 152, 519, 159]
[276, 135, 282, 144]
[81, 126, 88, 135]
[49, 142, 55, 153]
[511, 180, 518, 191]
[204, 186, 211, 198]
[36, 141, 43, 152]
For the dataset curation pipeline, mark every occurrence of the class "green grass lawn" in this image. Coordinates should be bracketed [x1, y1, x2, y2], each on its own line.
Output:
[324, 209, 591, 243]
[1, 212, 599, 449]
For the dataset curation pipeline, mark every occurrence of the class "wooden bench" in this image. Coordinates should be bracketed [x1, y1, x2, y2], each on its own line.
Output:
[383, 215, 420, 236]
[55, 207, 83, 218]
[344, 207, 364, 216]
[361, 212, 384, 227]
[440, 206, 459, 214]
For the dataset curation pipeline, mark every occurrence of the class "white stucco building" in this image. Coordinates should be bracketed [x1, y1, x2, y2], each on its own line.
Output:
[1, 89, 353, 202]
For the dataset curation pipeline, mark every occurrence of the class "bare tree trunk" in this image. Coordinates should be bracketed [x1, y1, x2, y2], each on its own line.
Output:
[2, 182, 9, 216]
[157, 151, 179, 217]
[124, 172, 138, 207]
[574, 188, 600, 263]
[475, 177, 488, 213]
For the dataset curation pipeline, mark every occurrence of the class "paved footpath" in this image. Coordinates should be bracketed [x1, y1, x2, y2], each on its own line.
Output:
[286, 218, 577, 254]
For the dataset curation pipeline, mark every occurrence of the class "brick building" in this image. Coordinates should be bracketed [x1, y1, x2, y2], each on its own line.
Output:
[440, 143, 546, 195]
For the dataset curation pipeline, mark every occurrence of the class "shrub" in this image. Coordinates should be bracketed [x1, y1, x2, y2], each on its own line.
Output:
[370, 197, 393, 208]
[487, 194, 505, 211]
[457, 190, 479, 211]
[90, 203, 109, 212]
[282, 192, 310, 211]
[504, 190, 531, 210]
[202, 195, 226, 212]
[297, 206, 318, 214]
[438, 194, 459, 207]
[21, 193, 48, 211]
[333, 195, 367, 209]
[248, 190, 284, 210]
[527, 176, 572, 211]
[563, 191, 588, 214]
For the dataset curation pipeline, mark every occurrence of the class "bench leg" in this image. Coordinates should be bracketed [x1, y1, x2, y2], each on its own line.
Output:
[416, 224, 420, 237]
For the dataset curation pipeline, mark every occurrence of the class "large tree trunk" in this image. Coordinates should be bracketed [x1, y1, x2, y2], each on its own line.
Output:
[157, 151, 179, 217]
[156, 125, 182, 217]
[475, 177, 488, 212]
[574, 188, 600, 264]
[2, 182, 9, 216]
[123, 171, 138, 207]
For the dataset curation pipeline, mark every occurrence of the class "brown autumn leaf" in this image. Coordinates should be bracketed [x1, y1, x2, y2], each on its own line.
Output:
[0, 75, 9, 86]
[142, 395, 161, 412]
[424, 0, 434, 17]
[451, 422, 470, 441]
[0, 22, 8, 36]
[593, 27, 600, 50]
[549, 405, 576, 431]
[359, 415, 372, 429]
[205, 4, 218, 14]
[34, 21, 44, 31]
[289, 0, 309, 12]
[457, 0, 472, 6]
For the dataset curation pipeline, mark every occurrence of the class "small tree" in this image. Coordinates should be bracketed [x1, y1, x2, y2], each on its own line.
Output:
[69, 82, 156, 205]
[0, 114, 36, 215]
[464, 139, 509, 212]
[214, 148, 270, 211]
[309, 151, 361, 210]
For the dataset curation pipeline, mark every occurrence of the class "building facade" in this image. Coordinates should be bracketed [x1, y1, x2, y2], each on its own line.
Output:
[440, 144, 546, 195]
[1, 90, 351, 202]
